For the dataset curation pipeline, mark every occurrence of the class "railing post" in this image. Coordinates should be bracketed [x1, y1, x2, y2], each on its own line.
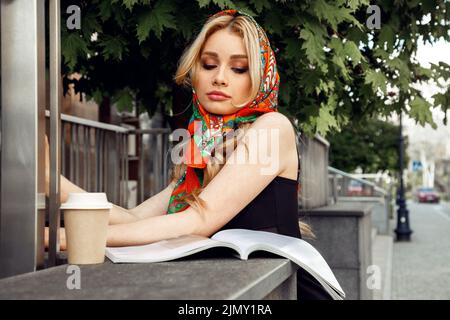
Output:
[48, 0, 62, 267]
[0, 0, 46, 277]
[138, 133, 144, 203]
[332, 174, 338, 204]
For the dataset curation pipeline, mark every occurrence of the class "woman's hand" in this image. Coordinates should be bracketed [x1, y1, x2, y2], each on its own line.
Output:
[44, 227, 67, 251]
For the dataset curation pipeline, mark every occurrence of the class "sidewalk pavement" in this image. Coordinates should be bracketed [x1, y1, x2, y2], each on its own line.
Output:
[372, 231, 393, 300]
[391, 200, 450, 299]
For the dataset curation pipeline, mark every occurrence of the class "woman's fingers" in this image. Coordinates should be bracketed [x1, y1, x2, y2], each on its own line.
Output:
[44, 226, 66, 251]
[60, 228, 67, 251]
[44, 227, 49, 249]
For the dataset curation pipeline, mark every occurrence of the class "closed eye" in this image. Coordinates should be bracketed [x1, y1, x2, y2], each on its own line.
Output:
[232, 67, 248, 74]
[202, 64, 248, 74]
[202, 64, 216, 70]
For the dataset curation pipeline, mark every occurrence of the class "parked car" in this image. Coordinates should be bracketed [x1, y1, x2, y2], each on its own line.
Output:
[347, 180, 363, 196]
[415, 187, 440, 203]
[346, 180, 374, 196]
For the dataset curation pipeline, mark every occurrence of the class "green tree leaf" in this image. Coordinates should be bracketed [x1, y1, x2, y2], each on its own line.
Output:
[346, 0, 370, 10]
[386, 57, 410, 89]
[310, 0, 362, 30]
[283, 37, 302, 61]
[409, 97, 436, 128]
[365, 69, 387, 94]
[343, 40, 363, 66]
[97, 0, 113, 22]
[299, 27, 327, 73]
[197, 0, 211, 7]
[113, 87, 134, 112]
[61, 32, 90, 71]
[263, 7, 285, 35]
[332, 55, 351, 81]
[378, 25, 395, 51]
[212, 0, 235, 9]
[98, 35, 129, 61]
[250, 0, 271, 13]
[315, 95, 339, 135]
[122, 0, 140, 11]
[136, 0, 176, 42]
[197, 0, 235, 9]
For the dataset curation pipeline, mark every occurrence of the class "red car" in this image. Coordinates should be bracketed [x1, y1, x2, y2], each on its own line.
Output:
[347, 180, 373, 196]
[347, 180, 363, 196]
[416, 187, 440, 203]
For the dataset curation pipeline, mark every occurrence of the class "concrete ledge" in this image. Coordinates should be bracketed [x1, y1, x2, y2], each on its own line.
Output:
[338, 196, 390, 235]
[301, 202, 373, 217]
[0, 250, 299, 300]
[299, 202, 374, 300]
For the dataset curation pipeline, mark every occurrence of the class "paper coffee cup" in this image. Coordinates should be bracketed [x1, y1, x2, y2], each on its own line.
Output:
[61, 193, 113, 265]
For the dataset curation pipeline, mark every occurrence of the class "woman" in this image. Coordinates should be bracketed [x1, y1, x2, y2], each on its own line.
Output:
[45, 9, 331, 300]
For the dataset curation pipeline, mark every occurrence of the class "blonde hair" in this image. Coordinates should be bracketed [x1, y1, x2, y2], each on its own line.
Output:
[171, 13, 315, 239]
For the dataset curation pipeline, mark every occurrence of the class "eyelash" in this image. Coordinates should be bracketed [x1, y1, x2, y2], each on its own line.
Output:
[202, 64, 248, 74]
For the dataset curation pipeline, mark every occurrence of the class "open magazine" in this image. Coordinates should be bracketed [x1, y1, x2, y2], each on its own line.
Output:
[105, 228, 345, 300]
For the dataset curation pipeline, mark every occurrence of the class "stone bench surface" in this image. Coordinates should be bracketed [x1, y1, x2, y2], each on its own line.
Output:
[300, 202, 374, 217]
[0, 251, 298, 300]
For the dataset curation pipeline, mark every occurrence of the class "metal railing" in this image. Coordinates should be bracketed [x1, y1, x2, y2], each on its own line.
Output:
[328, 166, 395, 233]
[129, 128, 173, 204]
[45, 111, 174, 209]
[328, 166, 388, 204]
[46, 110, 129, 207]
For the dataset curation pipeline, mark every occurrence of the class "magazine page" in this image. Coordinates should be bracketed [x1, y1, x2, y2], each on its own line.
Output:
[105, 234, 240, 263]
[211, 229, 345, 298]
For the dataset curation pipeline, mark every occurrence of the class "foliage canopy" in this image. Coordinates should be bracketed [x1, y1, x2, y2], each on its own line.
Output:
[61, 0, 449, 137]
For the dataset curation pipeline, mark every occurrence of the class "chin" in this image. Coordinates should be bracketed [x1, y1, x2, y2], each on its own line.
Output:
[202, 102, 235, 115]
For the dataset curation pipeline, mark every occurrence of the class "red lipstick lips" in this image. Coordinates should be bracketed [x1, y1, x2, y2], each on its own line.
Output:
[207, 90, 231, 101]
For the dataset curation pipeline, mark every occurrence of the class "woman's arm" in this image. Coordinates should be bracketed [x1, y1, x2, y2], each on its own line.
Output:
[60, 174, 138, 225]
[129, 180, 176, 219]
[44, 175, 140, 250]
[105, 112, 295, 246]
[107, 207, 202, 246]
[60, 174, 175, 223]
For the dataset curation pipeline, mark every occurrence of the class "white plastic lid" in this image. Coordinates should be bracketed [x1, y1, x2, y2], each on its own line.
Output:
[60, 193, 113, 210]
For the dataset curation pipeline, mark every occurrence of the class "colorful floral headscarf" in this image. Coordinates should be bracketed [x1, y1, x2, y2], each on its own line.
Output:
[166, 9, 280, 214]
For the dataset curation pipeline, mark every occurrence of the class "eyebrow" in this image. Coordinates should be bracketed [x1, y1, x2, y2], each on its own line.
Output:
[201, 51, 248, 59]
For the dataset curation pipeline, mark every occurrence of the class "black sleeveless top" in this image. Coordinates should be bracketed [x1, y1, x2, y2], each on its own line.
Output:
[220, 174, 301, 238]
[219, 132, 302, 239]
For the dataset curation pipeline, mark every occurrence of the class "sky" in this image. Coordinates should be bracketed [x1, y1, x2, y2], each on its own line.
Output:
[403, 37, 450, 160]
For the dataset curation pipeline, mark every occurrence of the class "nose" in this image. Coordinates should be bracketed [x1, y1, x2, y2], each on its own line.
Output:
[212, 66, 228, 86]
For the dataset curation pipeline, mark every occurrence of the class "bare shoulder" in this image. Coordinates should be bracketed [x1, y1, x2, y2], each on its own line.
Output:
[249, 112, 298, 179]
[249, 112, 297, 143]
[252, 112, 294, 130]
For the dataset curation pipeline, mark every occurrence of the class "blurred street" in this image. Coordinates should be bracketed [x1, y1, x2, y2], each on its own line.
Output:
[391, 200, 450, 299]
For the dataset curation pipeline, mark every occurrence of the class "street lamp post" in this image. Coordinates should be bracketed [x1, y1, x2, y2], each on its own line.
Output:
[395, 111, 413, 241]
